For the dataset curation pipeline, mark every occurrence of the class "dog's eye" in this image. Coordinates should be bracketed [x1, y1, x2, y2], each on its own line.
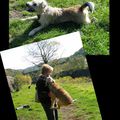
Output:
[33, 3, 37, 6]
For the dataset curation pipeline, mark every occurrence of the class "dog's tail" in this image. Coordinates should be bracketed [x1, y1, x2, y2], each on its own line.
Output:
[80, 2, 95, 13]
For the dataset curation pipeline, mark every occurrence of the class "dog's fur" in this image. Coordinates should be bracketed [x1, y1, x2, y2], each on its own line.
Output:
[46, 76, 74, 109]
[49, 83, 74, 109]
[22, 0, 95, 36]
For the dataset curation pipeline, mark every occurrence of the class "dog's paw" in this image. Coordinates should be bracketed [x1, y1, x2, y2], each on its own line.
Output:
[28, 30, 35, 36]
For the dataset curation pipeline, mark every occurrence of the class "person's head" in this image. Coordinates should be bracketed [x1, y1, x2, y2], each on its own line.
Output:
[41, 64, 53, 77]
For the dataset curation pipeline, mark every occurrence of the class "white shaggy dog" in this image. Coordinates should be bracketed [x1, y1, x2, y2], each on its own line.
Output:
[22, 0, 95, 36]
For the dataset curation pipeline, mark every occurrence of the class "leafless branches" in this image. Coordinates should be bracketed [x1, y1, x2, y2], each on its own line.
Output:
[26, 40, 60, 66]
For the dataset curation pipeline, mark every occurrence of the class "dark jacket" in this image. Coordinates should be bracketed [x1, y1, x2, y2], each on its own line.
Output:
[36, 75, 51, 104]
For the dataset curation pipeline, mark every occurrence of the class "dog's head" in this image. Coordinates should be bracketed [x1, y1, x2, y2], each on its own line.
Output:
[26, 0, 48, 12]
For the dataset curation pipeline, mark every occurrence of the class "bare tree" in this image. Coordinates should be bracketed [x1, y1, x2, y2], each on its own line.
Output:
[26, 40, 60, 67]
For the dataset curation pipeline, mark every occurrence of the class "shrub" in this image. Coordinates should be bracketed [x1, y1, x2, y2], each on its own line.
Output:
[13, 74, 32, 91]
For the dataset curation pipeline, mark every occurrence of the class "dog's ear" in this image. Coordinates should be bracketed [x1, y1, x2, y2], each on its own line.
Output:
[80, 3, 88, 12]
[41, 1, 47, 8]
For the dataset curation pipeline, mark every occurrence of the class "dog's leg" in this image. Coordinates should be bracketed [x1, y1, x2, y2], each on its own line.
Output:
[21, 16, 38, 21]
[28, 25, 46, 36]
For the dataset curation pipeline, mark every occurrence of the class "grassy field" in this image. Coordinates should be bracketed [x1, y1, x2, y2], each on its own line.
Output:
[9, 0, 109, 55]
[11, 77, 102, 120]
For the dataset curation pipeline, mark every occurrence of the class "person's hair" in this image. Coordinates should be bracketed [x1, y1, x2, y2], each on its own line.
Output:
[41, 64, 53, 74]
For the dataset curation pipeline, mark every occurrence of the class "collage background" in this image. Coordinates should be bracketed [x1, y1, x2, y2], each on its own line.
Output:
[0, 0, 115, 120]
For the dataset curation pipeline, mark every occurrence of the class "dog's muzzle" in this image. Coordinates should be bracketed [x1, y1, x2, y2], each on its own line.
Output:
[26, 3, 35, 12]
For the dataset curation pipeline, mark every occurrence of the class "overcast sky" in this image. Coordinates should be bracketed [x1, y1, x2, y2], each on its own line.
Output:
[0, 31, 83, 70]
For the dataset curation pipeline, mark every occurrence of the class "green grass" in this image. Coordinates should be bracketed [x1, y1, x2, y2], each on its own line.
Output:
[9, 0, 109, 55]
[12, 85, 48, 120]
[11, 77, 101, 120]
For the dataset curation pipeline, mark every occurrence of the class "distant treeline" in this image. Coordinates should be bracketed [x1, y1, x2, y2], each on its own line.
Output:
[55, 69, 90, 78]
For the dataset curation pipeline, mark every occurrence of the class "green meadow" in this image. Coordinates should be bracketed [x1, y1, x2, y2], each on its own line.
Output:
[12, 77, 101, 120]
[9, 0, 109, 55]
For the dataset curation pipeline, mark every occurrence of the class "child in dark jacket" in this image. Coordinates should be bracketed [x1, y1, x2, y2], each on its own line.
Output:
[36, 64, 58, 120]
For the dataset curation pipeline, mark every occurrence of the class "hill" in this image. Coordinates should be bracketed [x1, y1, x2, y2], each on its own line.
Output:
[5, 48, 90, 83]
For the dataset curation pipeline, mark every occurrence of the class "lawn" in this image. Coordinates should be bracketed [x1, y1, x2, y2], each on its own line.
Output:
[9, 0, 109, 55]
[11, 77, 102, 120]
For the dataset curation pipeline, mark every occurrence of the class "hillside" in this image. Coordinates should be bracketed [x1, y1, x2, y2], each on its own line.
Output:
[5, 68, 23, 77]
[5, 48, 89, 83]
[9, 0, 109, 55]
